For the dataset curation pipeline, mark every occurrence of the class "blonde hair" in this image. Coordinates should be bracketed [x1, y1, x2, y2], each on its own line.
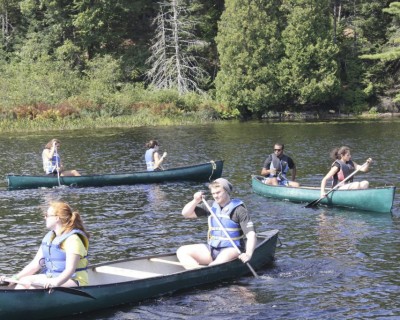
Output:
[49, 201, 90, 238]
[209, 178, 233, 194]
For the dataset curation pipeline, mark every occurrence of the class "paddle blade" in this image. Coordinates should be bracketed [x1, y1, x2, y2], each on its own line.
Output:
[56, 287, 96, 299]
[305, 198, 322, 208]
[31, 282, 96, 299]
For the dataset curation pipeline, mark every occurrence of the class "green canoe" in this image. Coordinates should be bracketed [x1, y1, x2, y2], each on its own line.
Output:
[0, 230, 278, 320]
[6, 160, 223, 190]
[252, 175, 396, 213]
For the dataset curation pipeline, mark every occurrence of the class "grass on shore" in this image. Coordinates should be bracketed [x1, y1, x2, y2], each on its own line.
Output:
[0, 109, 221, 133]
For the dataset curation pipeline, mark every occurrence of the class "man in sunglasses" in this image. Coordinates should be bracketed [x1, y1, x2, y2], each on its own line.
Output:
[261, 143, 299, 187]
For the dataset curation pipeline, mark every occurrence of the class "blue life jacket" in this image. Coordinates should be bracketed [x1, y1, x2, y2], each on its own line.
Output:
[41, 229, 89, 277]
[145, 148, 155, 171]
[332, 160, 354, 187]
[44, 151, 61, 174]
[208, 199, 244, 248]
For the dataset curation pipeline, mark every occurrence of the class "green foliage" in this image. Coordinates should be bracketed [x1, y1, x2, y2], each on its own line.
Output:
[80, 54, 124, 115]
[358, 1, 400, 103]
[0, 0, 398, 125]
[278, 0, 340, 108]
[341, 87, 368, 114]
[215, 0, 285, 116]
[216, 0, 341, 116]
[0, 55, 83, 108]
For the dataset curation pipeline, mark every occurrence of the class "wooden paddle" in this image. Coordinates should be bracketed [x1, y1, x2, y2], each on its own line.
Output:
[2, 277, 95, 299]
[201, 198, 259, 278]
[305, 159, 370, 208]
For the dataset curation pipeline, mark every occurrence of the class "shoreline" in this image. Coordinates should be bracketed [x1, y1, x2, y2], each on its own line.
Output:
[262, 111, 400, 120]
[0, 112, 399, 133]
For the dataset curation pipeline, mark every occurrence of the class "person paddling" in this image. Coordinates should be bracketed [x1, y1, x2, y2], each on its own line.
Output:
[176, 178, 257, 269]
[261, 143, 299, 187]
[42, 139, 81, 176]
[0, 201, 89, 289]
[145, 140, 167, 171]
[320, 146, 372, 198]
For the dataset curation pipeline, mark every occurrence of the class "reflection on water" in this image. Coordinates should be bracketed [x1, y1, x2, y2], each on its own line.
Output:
[0, 120, 399, 319]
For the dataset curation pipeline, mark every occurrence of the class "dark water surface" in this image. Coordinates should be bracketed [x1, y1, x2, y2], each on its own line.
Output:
[0, 120, 399, 319]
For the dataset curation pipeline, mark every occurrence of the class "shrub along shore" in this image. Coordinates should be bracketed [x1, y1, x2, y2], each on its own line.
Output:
[1, 106, 398, 133]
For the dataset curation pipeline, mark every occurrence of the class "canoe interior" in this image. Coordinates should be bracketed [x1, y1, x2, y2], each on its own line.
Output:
[88, 229, 278, 285]
[251, 175, 396, 213]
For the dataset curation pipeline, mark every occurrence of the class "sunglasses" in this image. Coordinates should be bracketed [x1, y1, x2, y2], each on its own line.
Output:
[274, 149, 282, 152]
[44, 213, 57, 218]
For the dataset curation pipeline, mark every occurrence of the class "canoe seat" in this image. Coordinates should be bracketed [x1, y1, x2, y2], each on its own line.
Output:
[149, 257, 206, 270]
[94, 266, 162, 279]
[149, 258, 185, 266]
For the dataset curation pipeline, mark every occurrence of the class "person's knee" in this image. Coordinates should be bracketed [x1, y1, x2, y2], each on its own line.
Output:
[267, 178, 278, 186]
[176, 246, 186, 257]
[360, 181, 369, 189]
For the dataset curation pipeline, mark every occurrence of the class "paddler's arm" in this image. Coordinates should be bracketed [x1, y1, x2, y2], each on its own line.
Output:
[291, 166, 297, 181]
[182, 191, 203, 218]
[354, 158, 372, 172]
[153, 151, 167, 170]
[320, 166, 339, 197]
[43, 253, 80, 289]
[239, 231, 256, 263]
[1, 248, 43, 284]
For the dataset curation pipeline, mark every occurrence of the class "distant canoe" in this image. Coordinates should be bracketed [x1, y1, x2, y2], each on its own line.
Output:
[6, 160, 223, 190]
[251, 175, 396, 213]
[0, 230, 278, 320]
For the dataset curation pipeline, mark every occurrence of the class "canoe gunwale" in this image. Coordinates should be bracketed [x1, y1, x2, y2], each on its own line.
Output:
[252, 175, 396, 191]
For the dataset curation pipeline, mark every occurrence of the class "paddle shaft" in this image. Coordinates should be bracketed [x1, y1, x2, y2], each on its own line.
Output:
[201, 198, 259, 278]
[2, 277, 95, 299]
[54, 145, 61, 187]
[3, 277, 49, 288]
[306, 160, 370, 208]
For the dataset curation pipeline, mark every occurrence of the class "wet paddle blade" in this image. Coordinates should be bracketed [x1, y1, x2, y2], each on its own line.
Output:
[55, 287, 95, 299]
[305, 198, 322, 208]
[3, 278, 95, 299]
[31, 282, 95, 299]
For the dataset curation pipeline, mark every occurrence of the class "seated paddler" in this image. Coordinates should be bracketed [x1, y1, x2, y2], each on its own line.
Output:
[177, 178, 257, 268]
[42, 138, 81, 176]
[0, 201, 90, 289]
[261, 142, 299, 187]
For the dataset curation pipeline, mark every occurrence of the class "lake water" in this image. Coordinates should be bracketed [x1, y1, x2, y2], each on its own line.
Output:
[0, 119, 399, 319]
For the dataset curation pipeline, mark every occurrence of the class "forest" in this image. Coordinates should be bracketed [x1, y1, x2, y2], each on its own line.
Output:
[0, 0, 399, 124]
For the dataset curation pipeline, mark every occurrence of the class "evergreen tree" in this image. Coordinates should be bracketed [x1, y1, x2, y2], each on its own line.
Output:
[359, 2, 400, 103]
[334, 0, 394, 111]
[215, 0, 285, 118]
[278, 0, 340, 110]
